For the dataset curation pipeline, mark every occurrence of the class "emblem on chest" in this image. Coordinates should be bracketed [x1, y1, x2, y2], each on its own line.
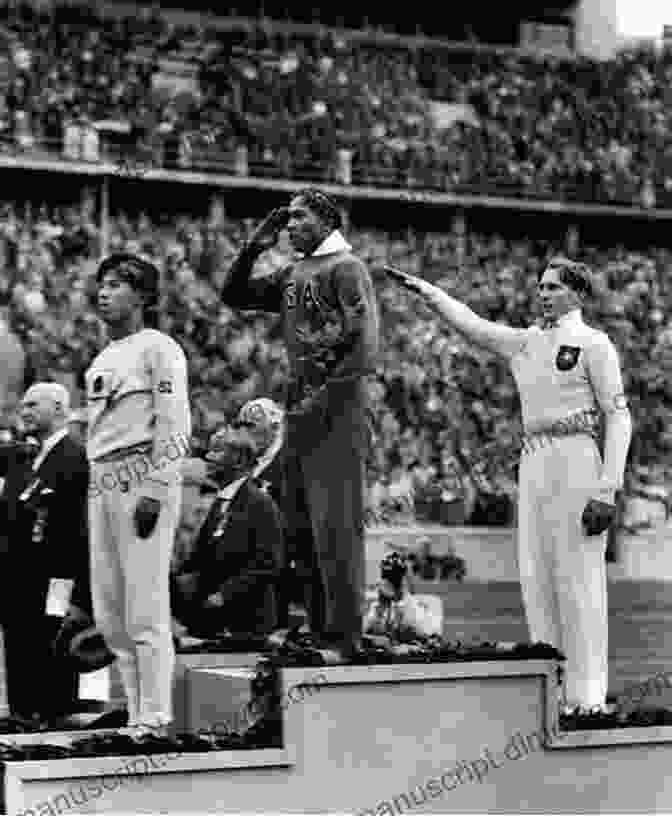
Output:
[556, 345, 582, 372]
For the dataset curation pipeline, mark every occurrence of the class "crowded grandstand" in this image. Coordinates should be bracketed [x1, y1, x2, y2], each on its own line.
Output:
[0, 0, 669, 536]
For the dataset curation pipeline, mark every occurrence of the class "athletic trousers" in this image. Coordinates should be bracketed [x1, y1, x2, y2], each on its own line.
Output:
[283, 396, 368, 650]
[517, 433, 608, 708]
[89, 452, 181, 726]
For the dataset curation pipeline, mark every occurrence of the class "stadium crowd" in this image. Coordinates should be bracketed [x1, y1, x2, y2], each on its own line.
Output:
[0, 3, 671, 206]
[0, 198, 670, 528]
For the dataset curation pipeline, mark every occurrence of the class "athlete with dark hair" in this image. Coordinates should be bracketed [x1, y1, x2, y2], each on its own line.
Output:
[221, 190, 380, 660]
[385, 257, 632, 713]
[86, 252, 190, 734]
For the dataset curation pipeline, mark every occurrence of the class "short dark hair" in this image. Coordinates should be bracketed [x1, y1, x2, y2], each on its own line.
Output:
[96, 252, 160, 327]
[540, 256, 594, 298]
[294, 188, 343, 231]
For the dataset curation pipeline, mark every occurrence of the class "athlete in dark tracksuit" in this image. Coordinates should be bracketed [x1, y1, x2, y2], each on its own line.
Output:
[220, 190, 380, 656]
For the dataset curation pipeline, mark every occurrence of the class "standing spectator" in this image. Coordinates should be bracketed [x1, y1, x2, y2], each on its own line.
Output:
[0, 383, 89, 726]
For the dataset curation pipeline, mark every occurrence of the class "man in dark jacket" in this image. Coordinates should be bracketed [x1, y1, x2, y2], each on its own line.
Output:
[221, 189, 380, 659]
[0, 382, 89, 725]
[171, 399, 284, 638]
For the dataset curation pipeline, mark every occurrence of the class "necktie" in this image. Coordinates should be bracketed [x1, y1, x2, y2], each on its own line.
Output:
[31, 442, 45, 471]
[213, 495, 233, 539]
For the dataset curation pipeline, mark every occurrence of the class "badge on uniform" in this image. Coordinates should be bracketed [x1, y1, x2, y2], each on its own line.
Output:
[284, 280, 297, 308]
[556, 345, 581, 371]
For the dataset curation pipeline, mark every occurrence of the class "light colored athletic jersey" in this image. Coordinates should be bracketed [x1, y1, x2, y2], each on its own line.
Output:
[443, 304, 630, 491]
[85, 328, 190, 467]
[508, 310, 625, 434]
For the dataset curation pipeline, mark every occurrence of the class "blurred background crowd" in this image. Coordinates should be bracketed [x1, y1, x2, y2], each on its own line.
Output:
[0, 194, 670, 531]
[0, 2, 671, 207]
[0, 0, 666, 534]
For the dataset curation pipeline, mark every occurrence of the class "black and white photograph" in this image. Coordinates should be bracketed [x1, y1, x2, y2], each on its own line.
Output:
[0, 0, 669, 813]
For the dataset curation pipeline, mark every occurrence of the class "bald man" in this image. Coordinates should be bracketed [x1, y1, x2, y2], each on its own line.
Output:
[0, 383, 90, 725]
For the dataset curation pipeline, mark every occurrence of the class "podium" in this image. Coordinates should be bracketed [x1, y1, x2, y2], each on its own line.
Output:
[6, 654, 672, 814]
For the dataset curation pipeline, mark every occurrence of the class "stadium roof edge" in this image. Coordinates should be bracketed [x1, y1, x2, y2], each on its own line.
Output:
[1, 153, 671, 221]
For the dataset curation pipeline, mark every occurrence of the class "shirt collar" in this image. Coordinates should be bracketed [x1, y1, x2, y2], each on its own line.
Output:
[310, 230, 352, 257]
[556, 308, 583, 328]
[251, 424, 284, 481]
[32, 427, 69, 471]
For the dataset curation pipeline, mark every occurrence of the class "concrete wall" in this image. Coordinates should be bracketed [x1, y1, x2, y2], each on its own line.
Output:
[367, 519, 672, 585]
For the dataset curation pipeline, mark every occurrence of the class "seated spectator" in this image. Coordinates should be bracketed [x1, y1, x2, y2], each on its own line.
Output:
[364, 552, 442, 642]
[171, 399, 285, 639]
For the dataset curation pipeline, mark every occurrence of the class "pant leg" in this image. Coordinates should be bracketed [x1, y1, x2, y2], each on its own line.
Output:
[282, 450, 325, 633]
[544, 437, 608, 708]
[112, 474, 180, 727]
[517, 448, 563, 650]
[89, 469, 140, 723]
[43, 615, 79, 717]
[300, 409, 366, 650]
[4, 580, 49, 718]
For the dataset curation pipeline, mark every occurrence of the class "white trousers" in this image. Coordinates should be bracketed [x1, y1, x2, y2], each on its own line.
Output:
[517, 434, 608, 708]
[89, 457, 181, 727]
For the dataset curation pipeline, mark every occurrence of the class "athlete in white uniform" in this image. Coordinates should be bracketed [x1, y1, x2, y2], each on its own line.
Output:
[385, 258, 632, 712]
[86, 253, 190, 733]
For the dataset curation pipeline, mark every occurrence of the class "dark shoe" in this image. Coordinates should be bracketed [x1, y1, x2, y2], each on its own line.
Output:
[266, 624, 311, 649]
[68, 732, 140, 756]
[0, 714, 41, 733]
[82, 708, 129, 730]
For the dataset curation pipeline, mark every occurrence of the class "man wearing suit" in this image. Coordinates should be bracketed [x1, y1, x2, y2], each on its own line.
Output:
[0, 382, 89, 725]
[171, 399, 284, 638]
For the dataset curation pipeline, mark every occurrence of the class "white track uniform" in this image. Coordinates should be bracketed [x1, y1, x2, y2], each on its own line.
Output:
[86, 328, 190, 727]
[442, 306, 631, 708]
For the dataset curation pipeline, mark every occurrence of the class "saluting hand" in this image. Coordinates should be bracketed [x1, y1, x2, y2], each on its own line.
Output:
[248, 207, 290, 253]
[383, 266, 427, 296]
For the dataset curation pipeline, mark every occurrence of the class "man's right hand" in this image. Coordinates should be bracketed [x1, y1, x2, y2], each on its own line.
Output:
[248, 207, 290, 253]
[383, 266, 427, 296]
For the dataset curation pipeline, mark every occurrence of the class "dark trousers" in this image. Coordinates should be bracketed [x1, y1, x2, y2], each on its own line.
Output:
[282, 404, 367, 649]
[4, 581, 78, 720]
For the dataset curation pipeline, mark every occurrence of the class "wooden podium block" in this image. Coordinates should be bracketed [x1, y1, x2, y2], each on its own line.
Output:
[173, 652, 261, 732]
[186, 667, 257, 734]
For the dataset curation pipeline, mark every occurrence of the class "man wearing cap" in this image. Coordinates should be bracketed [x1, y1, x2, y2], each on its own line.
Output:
[0, 382, 89, 725]
[385, 257, 632, 714]
[171, 398, 284, 639]
[86, 253, 190, 735]
[221, 190, 380, 660]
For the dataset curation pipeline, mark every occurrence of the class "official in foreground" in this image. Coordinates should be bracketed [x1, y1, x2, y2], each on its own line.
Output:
[385, 258, 632, 712]
[0, 382, 89, 725]
[86, 253, 191, 735]
[221, 190, 380, 660]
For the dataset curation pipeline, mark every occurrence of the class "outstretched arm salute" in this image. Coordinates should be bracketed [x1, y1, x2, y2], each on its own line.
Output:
[384, 266, 529, 359]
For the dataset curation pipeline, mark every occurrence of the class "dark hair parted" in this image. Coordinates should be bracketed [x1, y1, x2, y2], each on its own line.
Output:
[294, 188, 343, 231]
[540, 256, 594, 298]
